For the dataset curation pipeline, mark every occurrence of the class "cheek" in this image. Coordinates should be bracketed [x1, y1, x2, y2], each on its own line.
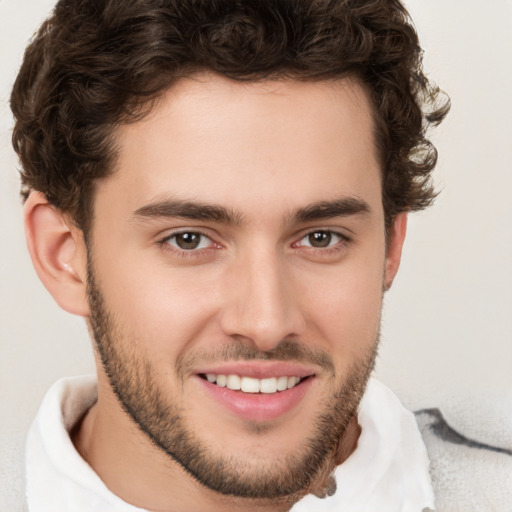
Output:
[92, 248, 225, 362]
[296, 256, 384, 367]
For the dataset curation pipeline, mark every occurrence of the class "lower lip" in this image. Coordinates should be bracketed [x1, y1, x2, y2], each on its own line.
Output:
[196, 376, 313, 422]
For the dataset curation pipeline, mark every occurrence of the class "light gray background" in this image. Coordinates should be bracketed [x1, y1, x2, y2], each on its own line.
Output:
[1, 1, 511, 510]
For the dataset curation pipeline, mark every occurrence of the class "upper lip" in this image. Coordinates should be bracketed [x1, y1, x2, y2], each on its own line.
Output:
[194, 361, 316, 379]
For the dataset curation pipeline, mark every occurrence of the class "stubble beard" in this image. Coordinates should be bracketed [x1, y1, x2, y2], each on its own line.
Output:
[86, 262, 379, 501]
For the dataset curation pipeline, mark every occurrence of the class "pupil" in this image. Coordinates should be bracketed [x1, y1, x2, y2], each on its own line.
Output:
[176, 233, 201, 250]
[309, 231, 331, 248]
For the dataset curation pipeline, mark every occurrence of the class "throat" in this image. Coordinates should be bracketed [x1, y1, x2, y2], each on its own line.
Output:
[70, 401, 97, 467]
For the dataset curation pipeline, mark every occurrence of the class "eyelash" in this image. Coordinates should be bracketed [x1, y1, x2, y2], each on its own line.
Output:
[295, 230, 351, 251]
[158, 230, 220, 258]
[157, 229, 352, 258]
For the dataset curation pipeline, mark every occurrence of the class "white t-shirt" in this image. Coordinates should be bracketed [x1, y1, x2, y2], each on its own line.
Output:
[25, 376, 435, 512]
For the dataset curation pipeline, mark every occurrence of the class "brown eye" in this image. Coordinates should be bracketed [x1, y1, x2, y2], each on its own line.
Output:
[299, 230, 344, 249]
[165, 232, 211, 250]
[308, 231, 332, 248]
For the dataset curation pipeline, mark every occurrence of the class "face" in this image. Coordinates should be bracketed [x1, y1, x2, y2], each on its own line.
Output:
[86, 75, 395, 499]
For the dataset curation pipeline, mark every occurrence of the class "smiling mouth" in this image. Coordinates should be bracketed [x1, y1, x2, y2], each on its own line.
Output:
[199, 374, 310, 394]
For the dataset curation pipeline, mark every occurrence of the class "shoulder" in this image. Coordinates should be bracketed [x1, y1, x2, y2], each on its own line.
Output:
[415, 408, 512, 512]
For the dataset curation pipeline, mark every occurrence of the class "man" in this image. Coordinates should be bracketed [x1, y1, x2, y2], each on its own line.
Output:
[9, 0, 469, 510]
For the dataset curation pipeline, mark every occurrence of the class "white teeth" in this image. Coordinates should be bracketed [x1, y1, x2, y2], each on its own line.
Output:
[204, 373, 303, 393]
[240, 376, 260, 393]
[260, 377, 278, 394]
[226, 374, 241, 391]
[277, 376, 288, 391]
[287, 376, 299, 389]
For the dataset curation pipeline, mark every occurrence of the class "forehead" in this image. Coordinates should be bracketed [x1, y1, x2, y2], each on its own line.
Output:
[97, 74, 382, 224]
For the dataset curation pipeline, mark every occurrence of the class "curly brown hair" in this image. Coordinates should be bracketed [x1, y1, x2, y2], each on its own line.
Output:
[10, 0, 449, 234]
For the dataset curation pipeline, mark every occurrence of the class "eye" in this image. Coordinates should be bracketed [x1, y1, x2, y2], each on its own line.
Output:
[298, 230, 344, 248]
[163, 231, 212, 251]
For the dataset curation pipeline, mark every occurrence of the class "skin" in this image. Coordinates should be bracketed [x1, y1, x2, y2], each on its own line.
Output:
[24, 74, 407, 512]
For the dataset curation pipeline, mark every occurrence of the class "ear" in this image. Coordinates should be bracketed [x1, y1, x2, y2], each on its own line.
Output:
[24, 191, 90, 317]
[384, 212, 407, 290]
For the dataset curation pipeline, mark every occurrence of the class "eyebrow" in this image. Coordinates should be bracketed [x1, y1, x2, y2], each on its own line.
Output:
[133, 196, 370, 225]
[292, 197, 370, 223]
[133, 200, 243, 225]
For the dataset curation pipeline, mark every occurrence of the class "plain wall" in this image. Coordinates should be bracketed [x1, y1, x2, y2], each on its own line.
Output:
[1, 1, 511, 510]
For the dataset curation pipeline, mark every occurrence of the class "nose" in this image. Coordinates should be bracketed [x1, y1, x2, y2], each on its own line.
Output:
[219, 248, 306, 352]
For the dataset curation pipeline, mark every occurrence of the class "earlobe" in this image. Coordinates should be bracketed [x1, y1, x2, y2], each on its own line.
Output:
[384, 212, 408, 290]
[24, 191, 90, 317]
